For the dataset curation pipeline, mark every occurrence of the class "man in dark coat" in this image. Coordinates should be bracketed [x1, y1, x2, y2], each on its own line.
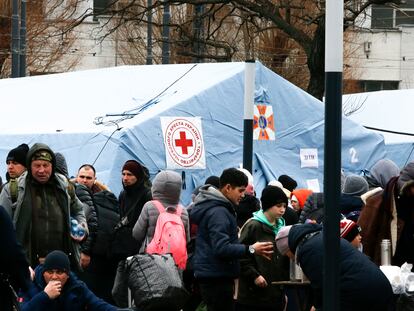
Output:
[117, 159, 152, 257]
[0, 206, 30, 311]
[74, 163, 118, 304]
[276, 223, 394, 311]
[19, 250, 118, 311]
[190, 168, 273, 311]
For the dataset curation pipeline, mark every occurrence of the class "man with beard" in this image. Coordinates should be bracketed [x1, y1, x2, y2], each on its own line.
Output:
[117, 160, 152, 256]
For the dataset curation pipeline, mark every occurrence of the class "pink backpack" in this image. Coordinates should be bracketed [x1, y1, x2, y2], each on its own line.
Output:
[146, 200, 188, 269]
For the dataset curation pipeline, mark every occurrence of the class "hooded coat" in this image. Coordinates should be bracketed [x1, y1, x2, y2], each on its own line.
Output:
[365, 158, 400, 190]
[190, 185, 247, 279]
[289, 224, 394, 311]
[359, 161, 414, 267]
[118, 174, 152, 229]
[0, 143, 87, 268]
[132, 170, 190, 252]
[20, 265, 116, 311]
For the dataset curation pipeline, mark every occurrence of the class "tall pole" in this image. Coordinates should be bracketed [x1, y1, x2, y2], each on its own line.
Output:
[323, 0, 343, 309]
[192, 4, 204, 63]
[11, 0, 20, 78]
[161, 3, 170, 64]
[19, 0, 27, 77]
[243, 60, 255, 173]
[146, 0, 153, 65]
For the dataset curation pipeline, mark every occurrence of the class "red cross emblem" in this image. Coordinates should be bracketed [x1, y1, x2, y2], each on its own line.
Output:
[175, 131, 193, 154]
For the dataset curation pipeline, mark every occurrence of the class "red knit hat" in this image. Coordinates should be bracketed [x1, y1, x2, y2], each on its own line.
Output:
[122, 160, 144, 179]
[340, 218, 361, 242]
[290, 189, 313, 209]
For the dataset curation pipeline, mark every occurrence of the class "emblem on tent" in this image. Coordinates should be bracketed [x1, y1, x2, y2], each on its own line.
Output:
[253, 104, 275, 140]
[161, 117, 206, 169]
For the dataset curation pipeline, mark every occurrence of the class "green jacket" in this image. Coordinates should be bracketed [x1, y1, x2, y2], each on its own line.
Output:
[0, 143, 87, 268]
[237, 219, 289, 308]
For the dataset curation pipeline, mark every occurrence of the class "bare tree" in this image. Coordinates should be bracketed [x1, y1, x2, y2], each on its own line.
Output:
[70, 0, 400, 99]
[0, 0, 83, 77]
[0, 1, 12, 72]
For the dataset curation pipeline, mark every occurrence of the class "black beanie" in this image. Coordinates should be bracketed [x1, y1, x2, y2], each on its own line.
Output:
[43, 250, 70, 272]
[6, 143, 29, 167]
[278, 174, 297, 192]
[122, 160, 144, 179]
[205, 175, 220, 188]
[260, 185, 288, 211]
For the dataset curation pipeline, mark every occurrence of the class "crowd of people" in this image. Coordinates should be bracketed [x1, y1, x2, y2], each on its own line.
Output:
[0, 141, 413, 311]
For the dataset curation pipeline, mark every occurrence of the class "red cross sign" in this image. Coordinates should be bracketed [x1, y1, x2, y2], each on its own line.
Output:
[175, 131, 193, 154]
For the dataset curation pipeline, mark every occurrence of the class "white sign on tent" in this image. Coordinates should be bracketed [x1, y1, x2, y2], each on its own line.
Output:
[161, 117, 206, 169]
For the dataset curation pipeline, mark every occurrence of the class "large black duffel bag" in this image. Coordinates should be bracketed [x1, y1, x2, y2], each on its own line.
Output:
[127, 254, 188, 311]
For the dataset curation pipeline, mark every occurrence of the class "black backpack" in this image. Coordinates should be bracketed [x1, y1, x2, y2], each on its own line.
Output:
[91, 190, 120, 258]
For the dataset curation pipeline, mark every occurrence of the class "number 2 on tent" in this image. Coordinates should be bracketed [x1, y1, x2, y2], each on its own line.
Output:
[349, 148, 359, 164]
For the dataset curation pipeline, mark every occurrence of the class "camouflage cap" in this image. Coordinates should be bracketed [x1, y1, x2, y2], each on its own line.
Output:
[31, 150, 53, 163]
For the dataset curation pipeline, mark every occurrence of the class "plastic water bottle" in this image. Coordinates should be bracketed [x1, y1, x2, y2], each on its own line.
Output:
[70, 217, 85, 239]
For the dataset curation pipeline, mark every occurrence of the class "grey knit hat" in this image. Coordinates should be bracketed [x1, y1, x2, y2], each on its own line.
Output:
[342, 174, 369, 196]
[55, 152, 69, 177]
[275, 225, 292, 255]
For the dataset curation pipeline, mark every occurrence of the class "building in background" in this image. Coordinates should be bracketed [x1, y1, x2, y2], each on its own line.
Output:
[344, 1, 414, 93]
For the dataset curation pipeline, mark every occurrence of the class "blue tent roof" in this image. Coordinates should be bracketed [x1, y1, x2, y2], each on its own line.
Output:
[0, 62, 386, 204]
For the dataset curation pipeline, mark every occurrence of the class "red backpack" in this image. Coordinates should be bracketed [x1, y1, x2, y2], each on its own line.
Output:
[146, 200, 188, 269]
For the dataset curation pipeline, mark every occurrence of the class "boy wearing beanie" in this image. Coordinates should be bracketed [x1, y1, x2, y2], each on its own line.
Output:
[340, 218, 362, 250]
[237, 185, 289, 311]
[19, 250, 118, 311]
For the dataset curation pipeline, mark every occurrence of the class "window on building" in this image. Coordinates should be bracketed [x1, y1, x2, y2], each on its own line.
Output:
[371, 0, 414, 29]
[395, 10, 414, 26]
[371, 5, 393, 28]
[360, 80, 399, 92]
[94, 0, 111, 18]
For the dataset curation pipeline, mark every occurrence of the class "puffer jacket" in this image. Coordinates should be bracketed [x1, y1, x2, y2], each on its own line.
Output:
[190, 185, 246, 279]
[74, 183, 98, 256]
[132, 170, 190, 252]
[289, 223, 394, 311]
[20, 265, 116, 311]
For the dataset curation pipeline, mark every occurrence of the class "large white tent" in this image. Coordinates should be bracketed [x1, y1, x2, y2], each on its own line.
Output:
[0, 62, 386, 203]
